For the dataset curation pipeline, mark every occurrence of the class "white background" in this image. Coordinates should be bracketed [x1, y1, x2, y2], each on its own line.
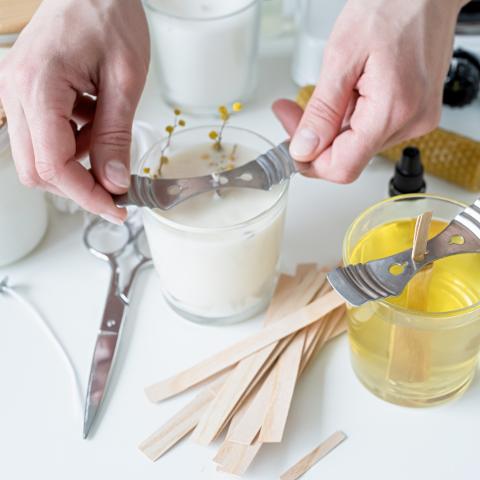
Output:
[1, 34, 480, 480]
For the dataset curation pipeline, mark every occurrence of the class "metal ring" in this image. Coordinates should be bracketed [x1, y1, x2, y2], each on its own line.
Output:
[83, 218, 133, 261]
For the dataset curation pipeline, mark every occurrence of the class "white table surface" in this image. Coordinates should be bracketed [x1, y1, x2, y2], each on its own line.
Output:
[1, 40, 480, 480]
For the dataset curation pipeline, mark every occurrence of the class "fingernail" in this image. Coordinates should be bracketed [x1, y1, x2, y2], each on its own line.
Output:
[290, 128, 319, 158]
[100, 214, 124, 225]
[105, 160, 130, 188]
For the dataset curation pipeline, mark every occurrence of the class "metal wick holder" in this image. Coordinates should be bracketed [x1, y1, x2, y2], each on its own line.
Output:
[328, 199, 480, 306]
[113, 141, 298, 210]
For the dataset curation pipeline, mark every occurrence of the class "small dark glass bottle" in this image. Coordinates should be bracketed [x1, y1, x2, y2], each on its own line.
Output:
[389, 146, 426, 197]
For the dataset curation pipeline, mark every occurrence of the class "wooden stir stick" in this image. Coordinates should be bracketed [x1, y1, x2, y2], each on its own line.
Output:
[387, 211, 433, 383]
[145, 289, 344, 402]
[139, 267, 333, 461]
[191, 267, 325, 446]
[217, 307, 347, 475]
[280, 431, 347, 480]
[138, 273, 297, 461]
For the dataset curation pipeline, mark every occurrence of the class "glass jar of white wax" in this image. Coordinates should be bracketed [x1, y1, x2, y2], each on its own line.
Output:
[0, 123, 48, 266]
[144, 0, 261, 114]
[141, 126, 288, 325]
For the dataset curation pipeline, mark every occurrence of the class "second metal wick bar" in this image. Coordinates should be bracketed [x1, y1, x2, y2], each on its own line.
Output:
[328, 199, 480, 306]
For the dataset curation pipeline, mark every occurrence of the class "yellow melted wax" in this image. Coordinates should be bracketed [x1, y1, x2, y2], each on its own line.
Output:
[347, 218, 480, 406]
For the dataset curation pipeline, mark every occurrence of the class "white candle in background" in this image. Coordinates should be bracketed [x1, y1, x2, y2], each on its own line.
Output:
[0, 125, 48, 266]
[142, 127, 288, 324]
[145, 0, 260, 113]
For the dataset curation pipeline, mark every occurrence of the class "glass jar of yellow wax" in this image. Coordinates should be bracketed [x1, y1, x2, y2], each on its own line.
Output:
[140, 126, 288, 325]
[343, 194, 480, 406]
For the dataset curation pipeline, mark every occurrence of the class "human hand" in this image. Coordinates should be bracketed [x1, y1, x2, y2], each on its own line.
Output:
[274, 0, 468, 183]
[0, 0, 149, 223]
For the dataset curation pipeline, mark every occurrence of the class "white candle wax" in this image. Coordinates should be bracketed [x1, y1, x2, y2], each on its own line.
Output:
[142, 136, 287, 323]
[146, 0, 260, 112]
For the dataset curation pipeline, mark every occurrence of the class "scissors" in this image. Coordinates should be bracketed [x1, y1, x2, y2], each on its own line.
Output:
[82, 217, 152, 439]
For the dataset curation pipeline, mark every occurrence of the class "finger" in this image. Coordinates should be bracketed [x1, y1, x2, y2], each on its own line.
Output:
[290, 51, 364, 162]
[305, 129, 374, 183]
[1, 93, 63, 195]
[21, 77, 126, 221]
[272, 94, 358, 140]
[272, 99, 303, 137]
[306, 96, 389, 183]
[89, 65, 144, 195]
[341, 90, 359, 130]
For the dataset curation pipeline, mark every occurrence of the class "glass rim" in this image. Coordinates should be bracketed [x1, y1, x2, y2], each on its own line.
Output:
[342, 192, 480, 319]
[143, 0, 259, 22]
[140, 125, 289, 234]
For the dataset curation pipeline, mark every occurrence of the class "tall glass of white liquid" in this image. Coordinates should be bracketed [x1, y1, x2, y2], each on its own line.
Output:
[144, 0, 261, 114]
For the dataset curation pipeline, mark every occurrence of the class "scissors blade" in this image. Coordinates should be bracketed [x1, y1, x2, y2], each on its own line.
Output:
[83, 331, 120, 439]
[83, 273, 127, 439]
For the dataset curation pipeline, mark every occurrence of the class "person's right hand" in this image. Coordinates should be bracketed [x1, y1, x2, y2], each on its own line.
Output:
[274, 0, 468, 184]
[0, 0, 149, 223]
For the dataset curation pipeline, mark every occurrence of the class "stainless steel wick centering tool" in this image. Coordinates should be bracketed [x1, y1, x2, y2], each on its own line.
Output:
[113, 141, 301, 210]
[328, 199, 480, 306]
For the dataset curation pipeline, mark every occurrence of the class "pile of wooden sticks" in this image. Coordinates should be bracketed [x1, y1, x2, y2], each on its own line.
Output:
[140, 264, 347, 476]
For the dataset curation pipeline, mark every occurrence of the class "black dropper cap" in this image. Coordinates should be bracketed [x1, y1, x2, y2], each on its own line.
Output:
[389, 146, 426, 197]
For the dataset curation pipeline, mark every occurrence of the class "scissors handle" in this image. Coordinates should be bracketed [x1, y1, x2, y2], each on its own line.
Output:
[120, 257, 151, 302]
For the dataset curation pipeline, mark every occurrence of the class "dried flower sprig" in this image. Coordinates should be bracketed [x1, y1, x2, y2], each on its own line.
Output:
[144, 108, 186, 178]
[209, 102, 242, 152]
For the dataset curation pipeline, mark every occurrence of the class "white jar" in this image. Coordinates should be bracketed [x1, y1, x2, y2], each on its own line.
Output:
[141, 126, 288, 325]
[0, 124, 48, 266]
[145, 0, 261, 114]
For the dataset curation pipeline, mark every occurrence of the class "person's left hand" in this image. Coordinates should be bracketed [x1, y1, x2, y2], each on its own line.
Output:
[0, 0, 150, 223]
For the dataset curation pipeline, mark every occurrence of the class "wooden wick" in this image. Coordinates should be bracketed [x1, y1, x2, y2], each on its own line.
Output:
[411, 211, 432, 262]
[387, 212, 433, 383]
[280, 431, 347, 480]
[139, 264, 348, 475]
[145, 290, 344, 402]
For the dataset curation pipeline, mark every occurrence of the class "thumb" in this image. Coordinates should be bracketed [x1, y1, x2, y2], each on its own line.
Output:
[290, 62, 358, 163]
[90, 76, 142, 194]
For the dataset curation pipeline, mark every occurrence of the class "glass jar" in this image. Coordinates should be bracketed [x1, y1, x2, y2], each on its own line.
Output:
[140, 126, 288, 325]
[260, 0, 296, 38]
[0, 124, 48, 266]
[344, 194, 480, 407]
[144, 0, 261, 114]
